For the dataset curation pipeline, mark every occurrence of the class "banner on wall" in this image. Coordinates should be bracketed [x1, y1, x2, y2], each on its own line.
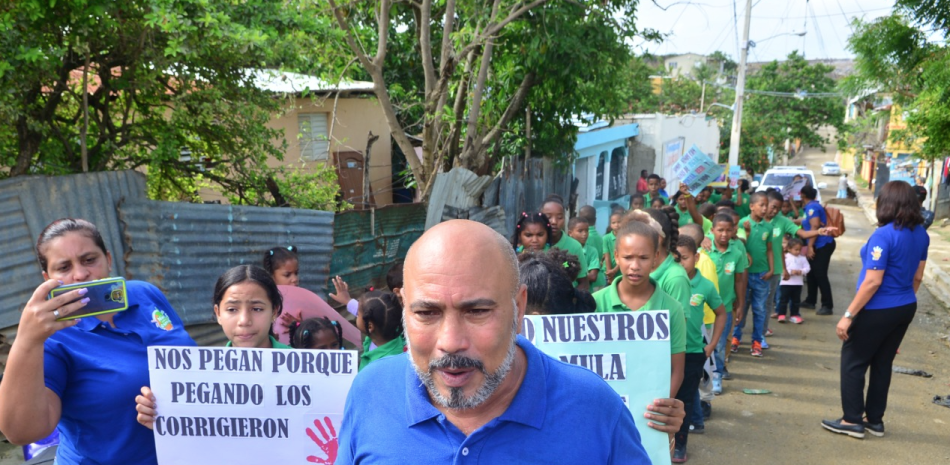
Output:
[148, 346, 357, 464]
[673, 145, 726, 196]
[523, 311, 672, 465]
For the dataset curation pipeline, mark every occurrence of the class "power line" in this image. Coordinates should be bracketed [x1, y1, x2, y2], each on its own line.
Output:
[750, 6, 890, 20]
[808, 1, 828, 58]
[733, 0, 741, 58]
[704, 80, 841, 98]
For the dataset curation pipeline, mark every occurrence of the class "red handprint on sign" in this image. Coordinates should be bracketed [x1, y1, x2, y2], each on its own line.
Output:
[306, 416, 339, 464]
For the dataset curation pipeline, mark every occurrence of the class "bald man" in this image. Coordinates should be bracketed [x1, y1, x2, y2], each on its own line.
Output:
[337, 220, 652, 464]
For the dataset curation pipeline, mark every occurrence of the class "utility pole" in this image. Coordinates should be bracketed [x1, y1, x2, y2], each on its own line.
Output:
[727, 0, 752, 168]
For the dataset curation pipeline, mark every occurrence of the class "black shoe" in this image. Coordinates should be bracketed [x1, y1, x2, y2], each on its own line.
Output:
[689, 424, 705, 434]
[863, 420, 884, 437]
[800, 302, 816, 309]
[701, 400, 711, 420]
[816, 307, 833, 315]
[821, 418, 865, 439]
[672, 443, 688, 463]
[721, 369, 733, 380]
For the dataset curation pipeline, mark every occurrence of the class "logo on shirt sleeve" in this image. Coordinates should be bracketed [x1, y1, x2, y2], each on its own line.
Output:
[761, 232, 769, 241]
[871, 246, 883, 261]
[808, 208, 815, 216]
[152, 309, 174, 331]
[724, 262, 735, 275]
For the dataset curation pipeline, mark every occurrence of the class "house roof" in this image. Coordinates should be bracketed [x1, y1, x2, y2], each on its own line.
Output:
[247, 69, 375, 95]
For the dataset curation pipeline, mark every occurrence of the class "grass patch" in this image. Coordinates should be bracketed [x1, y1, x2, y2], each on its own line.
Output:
[855, 174, 869, 189]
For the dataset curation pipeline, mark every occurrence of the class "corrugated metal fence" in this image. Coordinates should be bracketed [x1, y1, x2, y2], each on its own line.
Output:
[0, 171, 146, 329]
[328, 203, 426, 292]
[118, 199, 334, 327]
[484, 157, 574, 237]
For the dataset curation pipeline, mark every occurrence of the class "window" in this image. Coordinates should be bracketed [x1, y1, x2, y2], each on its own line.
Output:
[669, 62, 678, 69]
[298, 113, 329, 161]
[609, 147, 627, 200]
[596, 152, 607, 200]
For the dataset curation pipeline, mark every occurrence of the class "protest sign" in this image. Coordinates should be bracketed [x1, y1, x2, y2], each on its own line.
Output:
[672, 145, 725, 196]
[728, 165, 741, 189]
[148, 346, 357, 464]
[523, 311, 672, 465]
[781, 178, 807, 200]
[709, 164, 729, 188]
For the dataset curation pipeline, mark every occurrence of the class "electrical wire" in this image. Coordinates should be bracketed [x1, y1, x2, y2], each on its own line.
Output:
[750, 6, 889, 20]
[808, 1, 828, 58]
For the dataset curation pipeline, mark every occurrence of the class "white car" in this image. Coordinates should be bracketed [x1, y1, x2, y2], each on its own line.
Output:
[755, 166, 823, 202]
[821, 162, 841, 176]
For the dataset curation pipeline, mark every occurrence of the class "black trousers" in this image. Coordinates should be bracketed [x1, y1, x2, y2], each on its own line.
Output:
[805, 239, 836, 309]
[840, 302, 917, 424]
[674, 353, 706, 448]
[777, 285, 802, 317]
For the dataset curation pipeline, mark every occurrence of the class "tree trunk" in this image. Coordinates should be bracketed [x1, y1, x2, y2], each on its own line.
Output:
[12, 117, 40, 177]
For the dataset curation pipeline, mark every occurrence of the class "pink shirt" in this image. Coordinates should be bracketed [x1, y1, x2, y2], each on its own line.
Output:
[780, 253, 810, 286]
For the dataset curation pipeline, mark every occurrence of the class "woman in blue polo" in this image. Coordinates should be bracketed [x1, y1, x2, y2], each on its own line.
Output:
[0, 218, 196, 464]
[821, 182, 930, 439]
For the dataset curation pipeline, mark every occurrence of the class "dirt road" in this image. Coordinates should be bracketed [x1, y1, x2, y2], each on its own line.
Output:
[690, 147, 950, 464]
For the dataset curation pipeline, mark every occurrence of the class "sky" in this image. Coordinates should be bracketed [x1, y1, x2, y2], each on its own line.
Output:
[633, 0, 897, 62]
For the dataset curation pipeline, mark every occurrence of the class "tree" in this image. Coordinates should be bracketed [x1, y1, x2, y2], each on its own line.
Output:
[843, 11, 950, 163]
[736, 51, 845, 172]
[0, 0, 345, 203]
[325, 0, 648, 198]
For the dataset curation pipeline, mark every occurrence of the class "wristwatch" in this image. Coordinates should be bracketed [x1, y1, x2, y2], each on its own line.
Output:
[844, 311, 853, 319]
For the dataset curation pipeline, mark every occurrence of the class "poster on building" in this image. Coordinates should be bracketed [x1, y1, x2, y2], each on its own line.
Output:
[709, 164, 730, 188]
[673, 145, 726, 196]
[148, 346, 358, 464]
[523, 311, 672, 465]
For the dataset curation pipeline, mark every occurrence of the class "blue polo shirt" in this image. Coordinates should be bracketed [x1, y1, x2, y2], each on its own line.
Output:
[43, 280, 196, 465]
[338, 335, 649, 464]
[858, 223, 930, 310]
[803, 201, 833, 249]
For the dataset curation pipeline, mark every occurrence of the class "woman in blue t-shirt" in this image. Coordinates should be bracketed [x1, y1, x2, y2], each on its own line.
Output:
[821, 182, 930, 440]
[0, 219, 196, 464]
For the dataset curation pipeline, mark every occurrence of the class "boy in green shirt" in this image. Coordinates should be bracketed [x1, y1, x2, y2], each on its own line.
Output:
[734, 192, 773, 357]
[542, 198, 588, 289]
[708, 212, 749, 385]
[568, 217, 605, 290]
[644, 174, 669, 207]
[667, 235, 727, 460]
[602, 210, 622, 283]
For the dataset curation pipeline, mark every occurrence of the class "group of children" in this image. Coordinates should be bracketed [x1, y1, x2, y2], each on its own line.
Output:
[211, 245, 407, 371]
[507, 175, 833, 463]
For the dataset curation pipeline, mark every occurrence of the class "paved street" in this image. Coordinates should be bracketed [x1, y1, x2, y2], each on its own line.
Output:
[691, 146, 950, 464]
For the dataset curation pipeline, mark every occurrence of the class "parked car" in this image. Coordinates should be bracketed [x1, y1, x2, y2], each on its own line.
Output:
[755, 166, 824, 202]
[821, 161, 841, 176]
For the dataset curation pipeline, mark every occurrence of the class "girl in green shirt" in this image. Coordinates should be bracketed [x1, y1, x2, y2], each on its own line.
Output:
[357, 290, 406, 370]
[213, 265, 292, 350]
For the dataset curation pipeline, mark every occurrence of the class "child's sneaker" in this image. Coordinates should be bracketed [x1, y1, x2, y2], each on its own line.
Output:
[777, 315, 787, 323]
[790, 315, 803, 324]
[731, 337, 740, 353]
[761, 339, 770, 349]
[765, 328, 774, 337]
[770, 312, 778, 319]
[751, 341, 763, 357]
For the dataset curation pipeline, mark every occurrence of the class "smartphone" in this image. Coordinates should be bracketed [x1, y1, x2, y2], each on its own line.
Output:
[48, 277, 129, 321]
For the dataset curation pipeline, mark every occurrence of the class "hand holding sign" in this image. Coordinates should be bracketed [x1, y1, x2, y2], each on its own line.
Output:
[306, 417, 339, 464]
[672, 146, 725, 196]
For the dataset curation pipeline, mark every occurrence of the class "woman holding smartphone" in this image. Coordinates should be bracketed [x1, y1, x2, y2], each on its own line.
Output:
[0, 218, 195, 464]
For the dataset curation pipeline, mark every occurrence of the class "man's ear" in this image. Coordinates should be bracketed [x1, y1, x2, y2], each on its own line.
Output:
[514, 284, 528, 334]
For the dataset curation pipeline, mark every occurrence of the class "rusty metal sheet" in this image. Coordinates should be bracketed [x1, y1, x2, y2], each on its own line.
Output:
[329, 203, 426, 293]
[119, 199, 334, 327]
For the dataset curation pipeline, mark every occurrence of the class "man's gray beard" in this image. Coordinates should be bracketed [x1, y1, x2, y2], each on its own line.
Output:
[409, 330, 518, 410]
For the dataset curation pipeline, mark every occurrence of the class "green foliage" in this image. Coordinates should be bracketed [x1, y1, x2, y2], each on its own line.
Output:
[738, 51, 845, 172]
[270, 164, 352, 212]
[844, 12, 950, 162]
[0, 0, 345, 205]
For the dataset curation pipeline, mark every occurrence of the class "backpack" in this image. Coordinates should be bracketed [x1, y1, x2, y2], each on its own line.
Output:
[824, 206, 846, 237]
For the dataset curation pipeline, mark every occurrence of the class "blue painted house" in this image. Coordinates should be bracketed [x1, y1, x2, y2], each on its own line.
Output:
[573, 122, 639, 234]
